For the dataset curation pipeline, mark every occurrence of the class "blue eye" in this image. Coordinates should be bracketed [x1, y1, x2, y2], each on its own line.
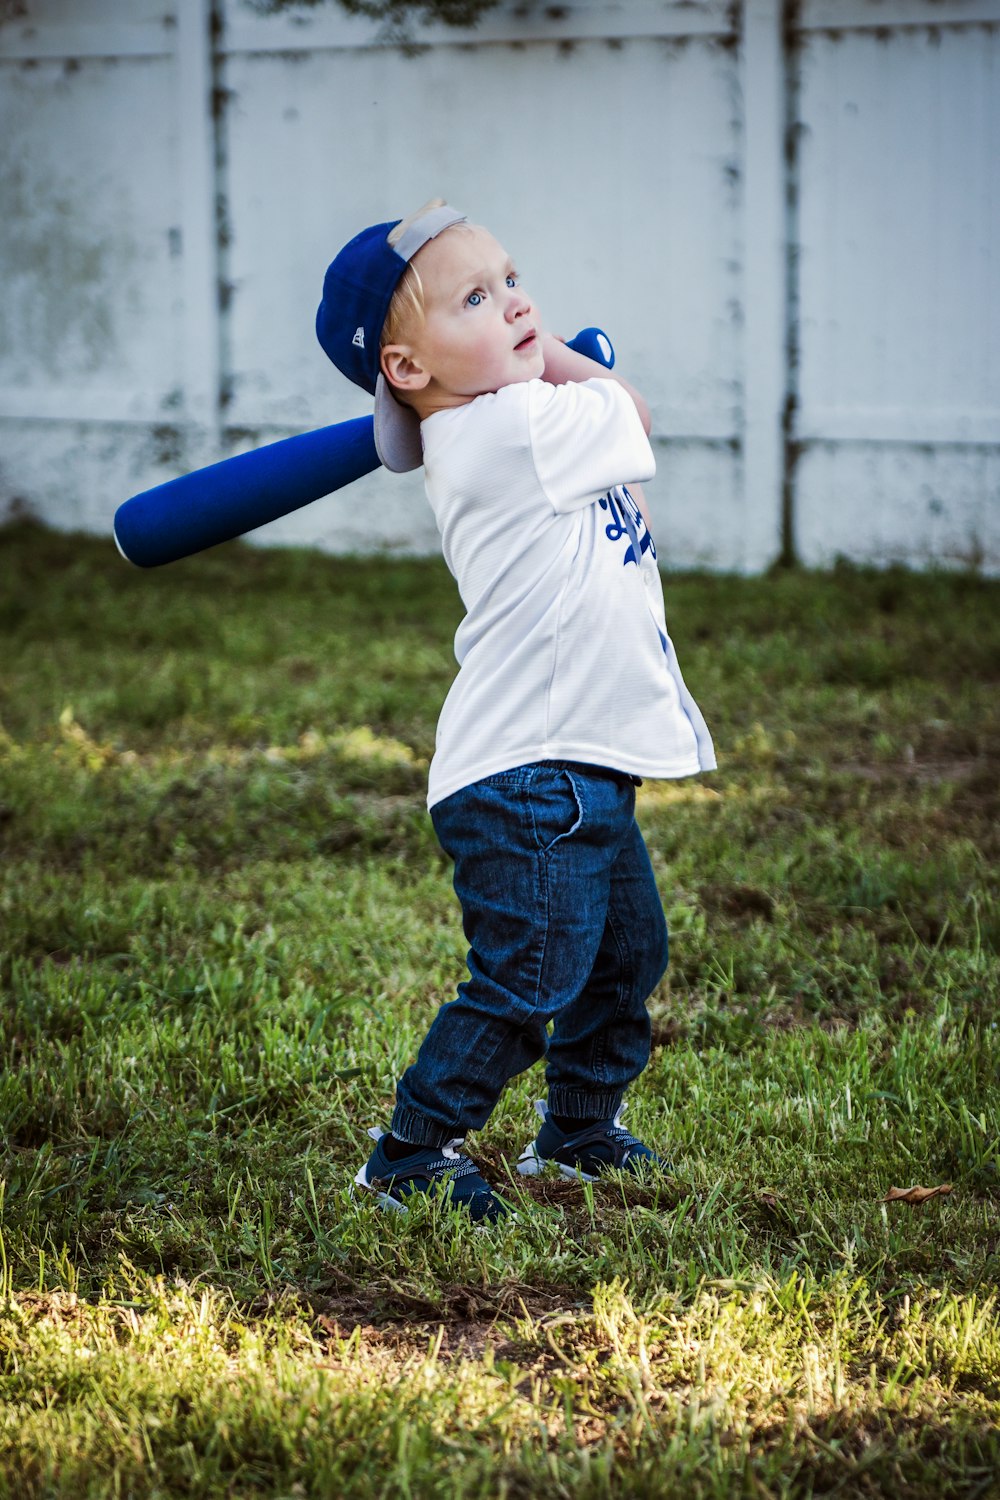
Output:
[467, 291, 484, 307]
[506, 274, 519, 288]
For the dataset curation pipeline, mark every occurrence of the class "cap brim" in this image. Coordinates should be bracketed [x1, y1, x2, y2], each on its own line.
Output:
[374, 372, 424, 473]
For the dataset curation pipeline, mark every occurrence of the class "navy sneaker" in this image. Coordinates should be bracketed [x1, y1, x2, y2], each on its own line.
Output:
[516, 1100, 662, 1182]
[353, 1128, 512, 1223]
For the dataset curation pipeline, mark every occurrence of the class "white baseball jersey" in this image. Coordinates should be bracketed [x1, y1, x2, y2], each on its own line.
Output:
[419, 377, 716, 809]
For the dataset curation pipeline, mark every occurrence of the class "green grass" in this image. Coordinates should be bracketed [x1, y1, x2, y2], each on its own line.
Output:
[1, 519, 998, 1497]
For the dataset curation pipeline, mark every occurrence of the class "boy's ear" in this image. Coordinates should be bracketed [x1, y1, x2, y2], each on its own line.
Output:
[380, 345, 431, 394]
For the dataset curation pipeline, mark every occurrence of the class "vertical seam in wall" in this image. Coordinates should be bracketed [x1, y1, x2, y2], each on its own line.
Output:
[175, 0, 223, 443]
[209, 0, 231, 427]
[781, 0, 803, 567]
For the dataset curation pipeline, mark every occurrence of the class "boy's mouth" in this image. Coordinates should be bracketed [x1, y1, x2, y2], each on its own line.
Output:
[514, 328, 538, 352]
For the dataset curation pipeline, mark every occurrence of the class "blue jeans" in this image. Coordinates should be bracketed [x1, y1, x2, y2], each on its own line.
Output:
[391, 762, 670, 1149]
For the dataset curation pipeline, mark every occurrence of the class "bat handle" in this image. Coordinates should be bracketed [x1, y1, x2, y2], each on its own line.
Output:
[565, 327, 615, 369]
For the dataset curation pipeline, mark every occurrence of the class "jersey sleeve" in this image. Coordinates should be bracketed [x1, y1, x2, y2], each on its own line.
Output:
[527, 377, 655, 514]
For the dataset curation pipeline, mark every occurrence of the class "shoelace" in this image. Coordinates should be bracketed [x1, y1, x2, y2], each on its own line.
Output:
[429, 1155, 480, 1180]
[419, 1141, 480, 1180]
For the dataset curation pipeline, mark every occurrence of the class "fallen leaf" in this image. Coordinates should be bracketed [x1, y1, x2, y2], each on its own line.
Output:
[883, 1183, 953, 1205]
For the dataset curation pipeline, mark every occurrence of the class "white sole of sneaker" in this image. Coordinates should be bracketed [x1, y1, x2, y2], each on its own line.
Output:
[351, 1165, 409, 1212]
[516, 1145, 597, 1183]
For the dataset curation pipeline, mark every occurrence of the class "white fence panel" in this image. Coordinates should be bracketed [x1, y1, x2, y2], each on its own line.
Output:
[792, 3, 1000, 567]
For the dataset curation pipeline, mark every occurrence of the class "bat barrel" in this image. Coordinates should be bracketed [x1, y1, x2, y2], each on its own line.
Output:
[114, 415, 380, 568]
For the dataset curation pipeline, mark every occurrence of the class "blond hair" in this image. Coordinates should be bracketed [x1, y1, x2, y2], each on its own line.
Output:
[381, 198, 469, 347]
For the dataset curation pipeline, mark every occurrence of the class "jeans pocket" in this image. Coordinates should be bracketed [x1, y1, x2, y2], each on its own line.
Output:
[528, 768, 583, 854]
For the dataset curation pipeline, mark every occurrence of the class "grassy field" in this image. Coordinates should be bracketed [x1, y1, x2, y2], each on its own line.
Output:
[1, 519, 998, 1498]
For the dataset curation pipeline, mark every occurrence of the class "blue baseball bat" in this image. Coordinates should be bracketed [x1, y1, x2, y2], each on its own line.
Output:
[114, 327, 614, 568]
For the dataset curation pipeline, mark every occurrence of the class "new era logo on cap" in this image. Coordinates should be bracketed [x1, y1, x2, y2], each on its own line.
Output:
[315, 206, 466, 465]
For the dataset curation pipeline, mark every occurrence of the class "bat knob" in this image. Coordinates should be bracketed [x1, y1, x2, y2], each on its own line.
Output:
[565, 326, 615, 370]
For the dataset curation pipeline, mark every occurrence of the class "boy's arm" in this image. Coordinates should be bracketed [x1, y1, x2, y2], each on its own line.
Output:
[541, 333, 651, 436]
[542, 334, 654, 530]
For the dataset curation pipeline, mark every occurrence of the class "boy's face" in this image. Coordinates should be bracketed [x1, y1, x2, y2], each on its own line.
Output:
[384, 225, 545, 410]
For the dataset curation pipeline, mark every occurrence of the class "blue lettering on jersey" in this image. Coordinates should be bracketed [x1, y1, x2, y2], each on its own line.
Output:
[599, 485, 656, 567]
[600, 486, 668, 659]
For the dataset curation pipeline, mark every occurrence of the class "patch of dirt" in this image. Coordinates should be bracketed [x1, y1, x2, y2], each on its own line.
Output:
[297, 1275, 574, 1362]
[837, 747, 1000, 859]
[699, 883, 776, 923]
[649, 1016, 688, 1050]
[839, 756, 984, 787]
[473, 1146, 689, 1214]
[2, 1291, 94, 1332]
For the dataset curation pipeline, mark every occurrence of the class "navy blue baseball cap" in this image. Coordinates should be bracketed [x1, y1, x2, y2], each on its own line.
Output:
[316, 203, 467, 472]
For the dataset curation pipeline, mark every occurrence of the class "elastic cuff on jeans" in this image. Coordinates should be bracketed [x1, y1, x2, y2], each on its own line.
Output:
[390, 1106, 459, 1152]
[545, 1088, 625, 1123]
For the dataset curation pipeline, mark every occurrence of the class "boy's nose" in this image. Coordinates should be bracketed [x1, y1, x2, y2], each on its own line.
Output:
[506, 287, 531, 321]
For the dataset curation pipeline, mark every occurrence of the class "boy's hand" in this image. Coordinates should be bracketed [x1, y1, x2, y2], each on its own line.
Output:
[541, 334, 651, 435]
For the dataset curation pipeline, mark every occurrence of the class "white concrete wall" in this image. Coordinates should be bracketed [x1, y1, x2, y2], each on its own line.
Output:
[792, 0, 1000, 568]
[0, 0, 997, 571]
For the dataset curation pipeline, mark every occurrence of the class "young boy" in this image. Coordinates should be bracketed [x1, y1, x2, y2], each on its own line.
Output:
[316, 202, 715, 1222]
